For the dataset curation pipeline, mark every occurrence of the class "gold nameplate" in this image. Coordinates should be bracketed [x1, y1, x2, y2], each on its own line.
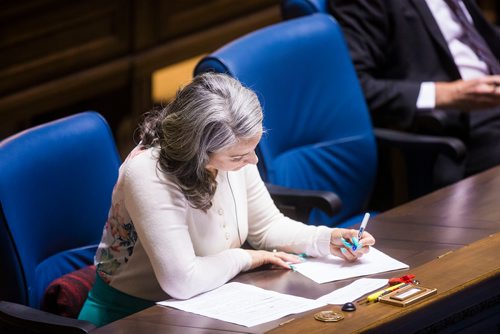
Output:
[379, 284, 437, 307]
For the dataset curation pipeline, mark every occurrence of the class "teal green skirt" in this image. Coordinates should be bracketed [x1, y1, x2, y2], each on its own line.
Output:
[78, 274, 155, 327]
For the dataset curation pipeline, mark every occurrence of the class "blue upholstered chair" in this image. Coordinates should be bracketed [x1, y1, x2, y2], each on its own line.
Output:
[195, 14, 376, 227]
[0, 111, 121, 333]
[195, 14, 465, 227]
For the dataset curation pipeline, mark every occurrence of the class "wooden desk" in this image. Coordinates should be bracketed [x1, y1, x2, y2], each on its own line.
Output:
[92, 166, 500, 333]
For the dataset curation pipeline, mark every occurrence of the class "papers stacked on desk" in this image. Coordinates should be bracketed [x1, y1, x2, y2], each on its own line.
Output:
[293, 247, 409, 284]
[158, 248, 408, 327]
[158, 282, 325, 327]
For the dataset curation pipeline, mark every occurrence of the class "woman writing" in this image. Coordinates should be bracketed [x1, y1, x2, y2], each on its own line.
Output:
[78, 73, 375, 326]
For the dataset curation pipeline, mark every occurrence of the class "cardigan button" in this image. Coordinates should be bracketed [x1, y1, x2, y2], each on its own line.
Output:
[218, 209, 224, 215]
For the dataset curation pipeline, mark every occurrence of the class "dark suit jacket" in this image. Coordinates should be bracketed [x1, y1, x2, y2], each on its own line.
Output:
[329, 0, 500, 129]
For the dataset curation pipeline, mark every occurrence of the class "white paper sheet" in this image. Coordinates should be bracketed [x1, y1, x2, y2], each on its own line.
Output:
[157, 282, 326, 327]
[292, 247, 409, 284]
[317, 278, 388, 304]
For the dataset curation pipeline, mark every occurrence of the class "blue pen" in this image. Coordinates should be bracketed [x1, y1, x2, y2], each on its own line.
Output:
[357, 212, 370, 240]
[349, 213, 370, 251]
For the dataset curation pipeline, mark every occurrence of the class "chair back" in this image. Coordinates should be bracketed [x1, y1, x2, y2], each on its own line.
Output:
[0, 112, 120, 309]
[195, 14, 377, 226]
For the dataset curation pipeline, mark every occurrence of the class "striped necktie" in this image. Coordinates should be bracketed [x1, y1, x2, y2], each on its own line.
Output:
[444, 0, 500, 74]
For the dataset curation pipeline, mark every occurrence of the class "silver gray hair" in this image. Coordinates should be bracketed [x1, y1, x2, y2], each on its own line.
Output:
[139, 72, 263, 211]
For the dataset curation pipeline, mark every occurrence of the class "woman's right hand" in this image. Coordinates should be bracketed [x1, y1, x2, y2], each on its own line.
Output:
[245, 249, 303, 271]
[329, 228, 375, 262]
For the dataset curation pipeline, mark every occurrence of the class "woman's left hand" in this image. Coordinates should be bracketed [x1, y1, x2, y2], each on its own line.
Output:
[329, 228, 375, 262]
[245, 249, 303, 270]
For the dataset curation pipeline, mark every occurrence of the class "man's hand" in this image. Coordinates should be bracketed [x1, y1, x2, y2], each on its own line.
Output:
[435, 75, 500, 110]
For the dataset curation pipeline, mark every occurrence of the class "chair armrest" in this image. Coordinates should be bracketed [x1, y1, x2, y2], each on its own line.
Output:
[0, 301, 95, 334]
[266, 183, 342, 222]
[373, 128, 466, 161]
[372, 127, 467, 208]
[412, 109, 453, 134]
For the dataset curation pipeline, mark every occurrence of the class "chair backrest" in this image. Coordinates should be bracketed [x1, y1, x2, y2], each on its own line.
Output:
[195, 14, 377, 227]
[281, 0, 328, 19]
[0, 112, 120, 309]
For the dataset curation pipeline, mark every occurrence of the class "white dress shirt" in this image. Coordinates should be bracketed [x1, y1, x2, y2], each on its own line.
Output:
[417, 0, 489, 109]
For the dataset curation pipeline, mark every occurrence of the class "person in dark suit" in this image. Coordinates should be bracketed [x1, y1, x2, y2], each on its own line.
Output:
[329, 0, 500, 175]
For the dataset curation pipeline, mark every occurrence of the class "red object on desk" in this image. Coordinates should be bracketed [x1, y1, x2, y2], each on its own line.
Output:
[389, 274, 416, 286]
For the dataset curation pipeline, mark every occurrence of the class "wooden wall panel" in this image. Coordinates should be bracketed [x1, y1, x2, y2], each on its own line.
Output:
[0, 0, 131, 95]
[132, 0, 279, 50]
[0, 0, 280, 141]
